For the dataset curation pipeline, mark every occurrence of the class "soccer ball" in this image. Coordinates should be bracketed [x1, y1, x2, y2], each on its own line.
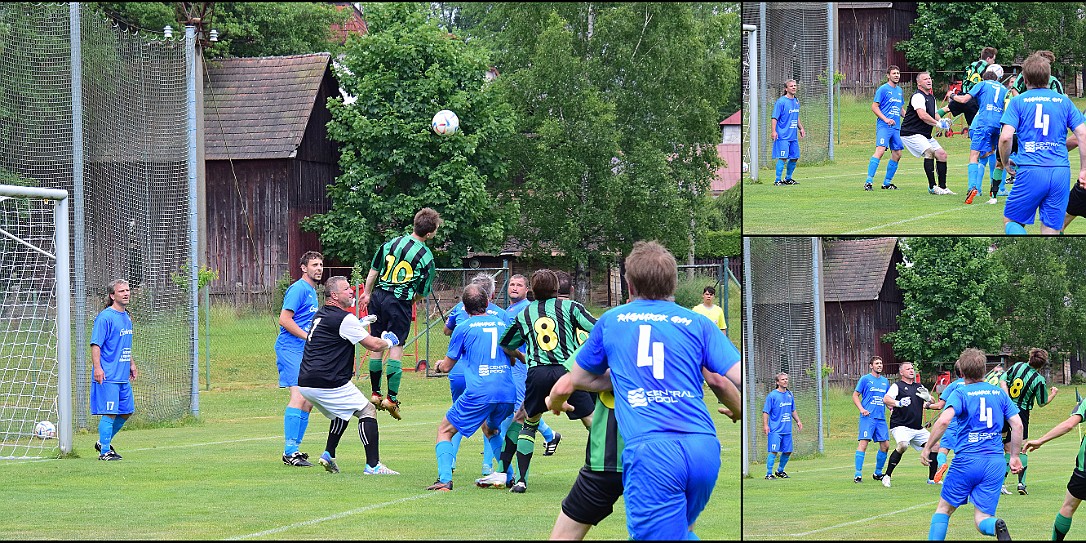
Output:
[431, 109, 460, 135]
[34, 420, 56, 439]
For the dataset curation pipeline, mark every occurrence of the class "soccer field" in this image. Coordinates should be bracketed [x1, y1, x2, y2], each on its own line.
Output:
[0, 304, 741, 540]
[742, 386, 1085, 540]
[742, 93, 1086, 235]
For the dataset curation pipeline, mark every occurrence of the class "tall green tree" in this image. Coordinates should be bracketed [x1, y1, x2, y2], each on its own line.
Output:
[304, 2, 517, 267]
[1005, 3, 1086, 78]
[883, 237, 1007, 374]
[896, 3, 1022, 77]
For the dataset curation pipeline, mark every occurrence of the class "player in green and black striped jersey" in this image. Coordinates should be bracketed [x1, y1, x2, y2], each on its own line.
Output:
[1023, 394, 1086, 540]
[939, 46, 996, 127]
[360, 207, 441, 420]
[1000, 348, 1059, 494]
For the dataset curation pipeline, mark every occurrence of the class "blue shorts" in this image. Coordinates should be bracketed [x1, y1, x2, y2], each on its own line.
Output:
[969, 124, 1000, 154]
[446, 394, 514, 439]
[1004, 166, 1071, 230]
[276, 348, 303, 388]
[773, 139, 800, 160]
[875, 126, 904, 151]
[767, 432, 793, 454]
[623, 435, 721, 540]
[858, 416, 889, 442]
[91, 381, 134, 415]
[449, 370, 466, 403]
[940, 454, 1006, 515]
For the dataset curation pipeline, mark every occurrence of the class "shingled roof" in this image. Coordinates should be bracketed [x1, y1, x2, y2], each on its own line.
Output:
[822, 237, 899, 302]
[203, 53, 332, 160]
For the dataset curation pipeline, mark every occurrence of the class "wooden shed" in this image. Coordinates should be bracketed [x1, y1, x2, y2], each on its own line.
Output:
[203, 53, 339, 304]
[821, 237, 905, 383]
[834, 2, 919, 91]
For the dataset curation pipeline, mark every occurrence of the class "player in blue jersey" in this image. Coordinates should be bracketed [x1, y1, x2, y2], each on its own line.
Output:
[998, 52, 1086, 235]
[929, 362, 965, 484]
[921, 348, 1022, 541]
[764, 372, 804, 479]
[853, 356, 890, 482]
[866, 66, 905, 191]
[566, 240, 743, 540]
[427, 284, 516, 491]
[91, 279, 137, 461]
[950, 64, 1009, 204]
[275, 251, 323, 467]
[771, 79, 806, 186]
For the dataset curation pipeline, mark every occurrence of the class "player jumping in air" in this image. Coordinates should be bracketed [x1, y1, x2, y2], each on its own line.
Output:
[950, 64, 1009, 204]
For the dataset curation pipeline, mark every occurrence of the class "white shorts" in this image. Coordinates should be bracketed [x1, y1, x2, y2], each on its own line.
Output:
[891, 426, 931, 452]
[298, 382, 377, 421]
[902, 134, 944, 159]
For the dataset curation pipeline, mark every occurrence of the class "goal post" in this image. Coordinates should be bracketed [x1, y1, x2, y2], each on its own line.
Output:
[0, 184, 71, 458]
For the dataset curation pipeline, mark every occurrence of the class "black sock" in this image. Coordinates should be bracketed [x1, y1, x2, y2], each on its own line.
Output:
[928, 451, 939, 480]
[515, 419, 540, 484]
[886, 449, 903, 476]
[924, 158, 936, 188]
[937, 160, 948, 188]
[1019, 465, 1027, 485]
[324, 417, 349, 458]
[369, 371, 382, 396]
[358, 417, 380, 467]
[498, 422, 520, 474]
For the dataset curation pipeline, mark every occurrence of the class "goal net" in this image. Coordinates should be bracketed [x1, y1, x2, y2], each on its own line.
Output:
[0, 185, 71, 458]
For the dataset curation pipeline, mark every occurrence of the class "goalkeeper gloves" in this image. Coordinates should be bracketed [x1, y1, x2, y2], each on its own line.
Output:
[936, 119, 951, 131]
[380, 330, 399, 349]
[898, 396, 912, 408]
[360, 314, 378, 327]
[916, 385, 933, 403]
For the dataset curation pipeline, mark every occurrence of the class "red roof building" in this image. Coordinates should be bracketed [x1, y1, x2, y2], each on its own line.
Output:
[713, 110, 742, 194]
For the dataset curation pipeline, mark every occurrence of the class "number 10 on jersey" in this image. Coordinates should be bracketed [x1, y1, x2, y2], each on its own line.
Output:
[637, 325, 664, 379]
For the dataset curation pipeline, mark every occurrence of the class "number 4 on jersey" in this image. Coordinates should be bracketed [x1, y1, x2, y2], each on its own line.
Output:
[637, 324, 664, 379]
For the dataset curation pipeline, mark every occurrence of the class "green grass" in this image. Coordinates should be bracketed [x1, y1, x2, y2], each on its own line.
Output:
[743, 386, 1086, 540]
[743, 93, 1086, 234]
[2, 304, 741, 540]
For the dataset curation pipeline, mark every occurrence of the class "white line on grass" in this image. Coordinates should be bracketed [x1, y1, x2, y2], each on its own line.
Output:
[225, 493, 439, 540]
[845, 205, 978, 234]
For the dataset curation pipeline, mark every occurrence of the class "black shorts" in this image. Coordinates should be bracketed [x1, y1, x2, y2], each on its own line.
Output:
[524, 364, 594, 419]
[1067, 182, 1086, 218]
[947, 95, 979, 125]
[1002, 409, 1030, 444]
[561, 467, 625, 526]
[367, 288, 412, 345]
[1068, 469, 1086, 500]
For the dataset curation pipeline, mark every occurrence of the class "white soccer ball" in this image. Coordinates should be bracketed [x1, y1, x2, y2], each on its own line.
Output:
[34, 420, 56, 439]
[431, 109, 460, 135]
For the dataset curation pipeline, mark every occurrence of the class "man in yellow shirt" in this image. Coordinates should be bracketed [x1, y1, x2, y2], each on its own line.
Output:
[691, 286, 727, 335]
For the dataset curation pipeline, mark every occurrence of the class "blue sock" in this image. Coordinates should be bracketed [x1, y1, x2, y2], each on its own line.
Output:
[539, 419, 555, 443]
[866, 156, 880, 184]
[937, 452, 947, 467]
[778, 453, 790, 472]
[885, 160, 899, 183]
[767, 454, 777, 475]
[786, 159, 798, 179]
[775, 159, 785, 182]
[854, 451, 865, 477]
[110, 415, 127, 438]
[876, 450, 887, 474]
[435, 440, 455, 483]
[482, 431, 495, 469]
[486, 432, 504, 470]
[450, 431, 464, 470]
[297, 410, 310, 447]
[1006, 222, 1028, 235]
[284, 406, 303, 455]
[929, 512, 950, 540]
[967, 162, 979, 193]
[978, 517, 998, 536]
[987, 154, 997, 179]
[98, 416, 114, 452]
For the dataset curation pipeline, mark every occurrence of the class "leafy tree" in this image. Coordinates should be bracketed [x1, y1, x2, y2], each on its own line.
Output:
[304, 2, 517, 267]
[1004, 2, 1086, 78]
[896, 3, 1022, 78]
[883, 237, 1006, 374]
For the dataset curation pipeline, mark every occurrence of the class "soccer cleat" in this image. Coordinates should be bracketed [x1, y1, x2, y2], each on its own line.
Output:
[283, 451, 312, 467]
[475, 471, 508, 489]
[854, 476, 863, 483]
[774, 180, 783, 186]
[318, 452, 339, 474]
[784, 178, 798, 185]
[380, 397, 402, 420]
[995, 518, 1011, 541]
[774, 471, 790, 479]
[765, 474, 776, 480]
[363, 462, 399, 475]
[965, 188, 979, 204]
[370, 392, 384, 408]
[986, 197, 998, 205]
[943, 187, 957, 195]
[927, 479, 936, 485]
[996, 189, 1010, 197]
[864, 183, 874, 191]
[881, 183, 898, 190]
[1000, 485, 1013, 495]
[543, 432, 562, 456]
[94, 441, 120, 459]
[98, 450, 122, 461]
[872, 473, 884, 481]
[426, 480, 453, 492]
[1018, 483, 1027, 495]
[509, 481, 527, 493]
[934, 463, 949, 483]
[881, 475, 892, 488]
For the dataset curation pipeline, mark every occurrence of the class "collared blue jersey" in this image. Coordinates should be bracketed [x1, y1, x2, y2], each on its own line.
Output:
[91, 307, 134, 383]
[855, 373, 890, 420]
[1001, 89, 1085, 167]
[941, 378, 965, 430]
[773, 96, 801, 141]
[763, 389, 796, 434]
[946, 381, 1020, 456]
[576, 299, 739, 445]
[873, 83, 904, 132]
[276, 278, 318, 352]
[446, 314, 515, 403]
[445, 302, 508, 377]
[969, 80, 1009, 129]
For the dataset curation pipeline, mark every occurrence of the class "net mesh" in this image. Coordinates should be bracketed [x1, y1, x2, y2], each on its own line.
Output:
[745, 237, 825, 463]
[742, 2, 831, 168]
[0, 193, 61, 459]
[0, 2, 192, 428]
